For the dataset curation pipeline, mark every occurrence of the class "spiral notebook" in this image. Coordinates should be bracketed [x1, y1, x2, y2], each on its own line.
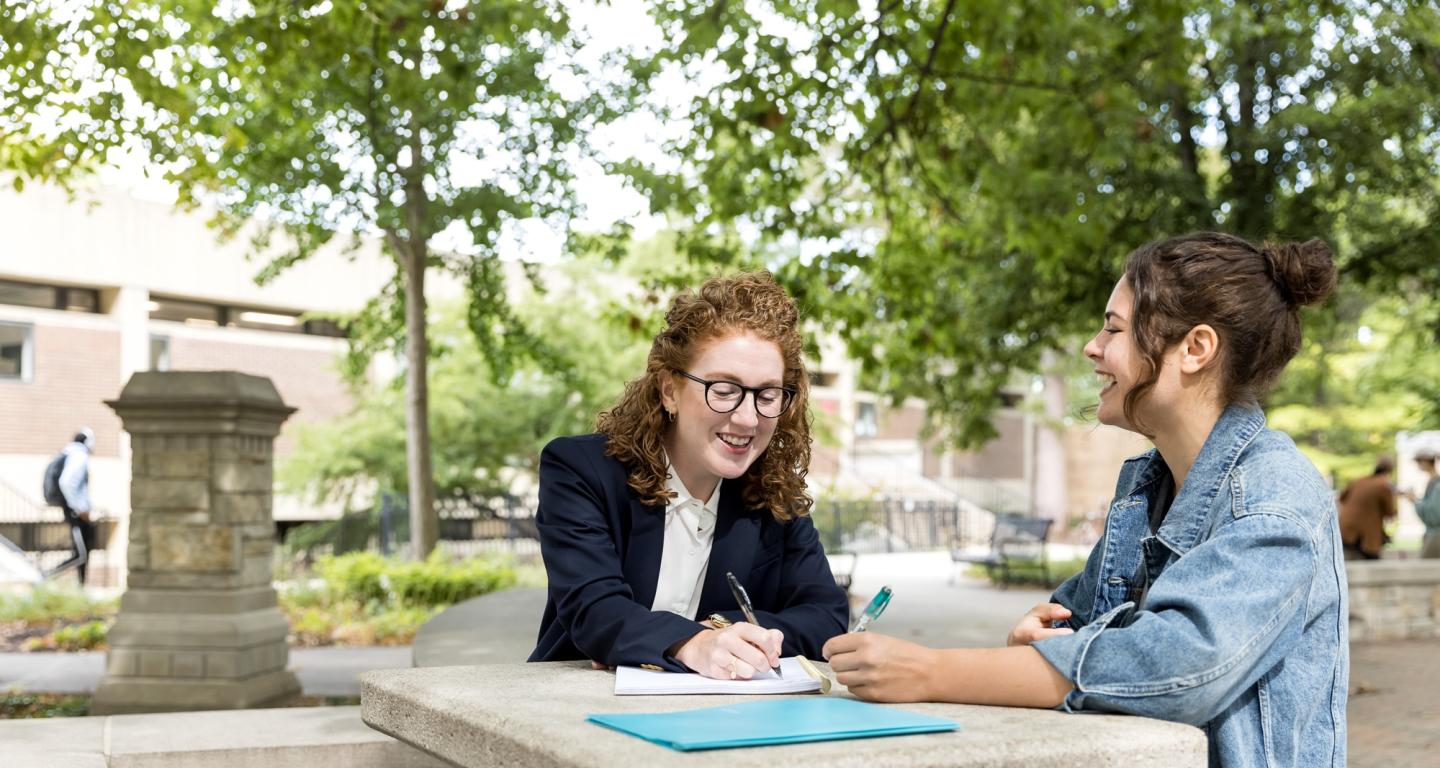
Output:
[587, 698, 960, 751]
[614, 657, 820, 695]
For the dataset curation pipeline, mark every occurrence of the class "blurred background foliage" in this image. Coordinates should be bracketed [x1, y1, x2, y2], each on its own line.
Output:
[3, 0, 1438, 500]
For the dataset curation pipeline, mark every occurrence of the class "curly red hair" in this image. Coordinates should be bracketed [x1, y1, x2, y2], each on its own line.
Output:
[596, 271, 813, 521]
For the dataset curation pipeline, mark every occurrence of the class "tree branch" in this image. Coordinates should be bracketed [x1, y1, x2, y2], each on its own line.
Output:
[903, 0, 959, 121]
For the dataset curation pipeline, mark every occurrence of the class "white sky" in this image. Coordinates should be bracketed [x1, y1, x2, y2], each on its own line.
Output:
[97, 0, 674, 262]
[87, 1, 1366, 261]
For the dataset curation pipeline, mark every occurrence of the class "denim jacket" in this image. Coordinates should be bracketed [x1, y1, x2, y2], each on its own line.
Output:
[1033, 406, 1348, 767]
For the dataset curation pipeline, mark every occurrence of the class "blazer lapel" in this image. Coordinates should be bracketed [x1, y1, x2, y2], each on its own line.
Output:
[697, 481, 761, 616]
[623, 495, 666, 610]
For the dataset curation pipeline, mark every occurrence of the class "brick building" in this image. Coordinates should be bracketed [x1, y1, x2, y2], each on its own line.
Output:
[0, 183, 394, 581]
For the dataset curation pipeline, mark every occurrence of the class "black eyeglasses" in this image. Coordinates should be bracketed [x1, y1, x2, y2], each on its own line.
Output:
[674, 370, 796, 419]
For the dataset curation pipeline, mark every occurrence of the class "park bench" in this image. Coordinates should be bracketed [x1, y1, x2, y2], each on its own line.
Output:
[951, 513, 1053, 588]
[826, 550, 858, 593]
[504, 514, 539, 540]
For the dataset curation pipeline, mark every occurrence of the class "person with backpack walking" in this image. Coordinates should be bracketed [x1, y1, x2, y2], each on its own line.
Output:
[43, 428, 98, 585]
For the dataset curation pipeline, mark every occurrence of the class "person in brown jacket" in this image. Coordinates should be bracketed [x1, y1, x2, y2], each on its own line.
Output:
[1338, 456, 1398, 559]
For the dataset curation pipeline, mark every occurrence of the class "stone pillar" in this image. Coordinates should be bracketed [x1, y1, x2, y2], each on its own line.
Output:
[92, 371, 301, 714]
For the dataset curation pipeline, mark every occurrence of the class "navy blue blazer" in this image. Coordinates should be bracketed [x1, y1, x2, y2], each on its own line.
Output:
[529, 433, 848, 671]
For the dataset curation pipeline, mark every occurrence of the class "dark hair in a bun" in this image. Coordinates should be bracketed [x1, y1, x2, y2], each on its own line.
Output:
[1118, 232, 1337, 433]
[1261, 239, 1337, 308]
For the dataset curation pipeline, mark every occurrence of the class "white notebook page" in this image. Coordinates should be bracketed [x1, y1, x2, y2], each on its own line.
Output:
[613, 657, 822, 695]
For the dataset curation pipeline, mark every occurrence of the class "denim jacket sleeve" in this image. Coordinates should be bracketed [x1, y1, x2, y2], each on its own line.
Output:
[1049, 546, 1102, 630]
[1416, 480, 1440, 529]
[1033, 510, 1317, 726]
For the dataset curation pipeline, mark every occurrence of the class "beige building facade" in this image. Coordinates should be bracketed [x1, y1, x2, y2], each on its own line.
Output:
[0, 183, 396, 581]
[804, 337, 1151, 543]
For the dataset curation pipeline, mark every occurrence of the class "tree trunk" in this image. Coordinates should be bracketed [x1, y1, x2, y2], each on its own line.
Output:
[401, 243, 437, 559]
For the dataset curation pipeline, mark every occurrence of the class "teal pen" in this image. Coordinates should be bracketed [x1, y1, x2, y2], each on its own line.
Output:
[850, 586, 893, 632]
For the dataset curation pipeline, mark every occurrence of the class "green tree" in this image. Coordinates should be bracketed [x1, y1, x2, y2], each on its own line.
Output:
[280, 255, 652, 510]
[0, 2, 108, 187]
[2, 1, 633, 556]
[641, 0, 1440, 446]
[1269, 288, 1440, 484]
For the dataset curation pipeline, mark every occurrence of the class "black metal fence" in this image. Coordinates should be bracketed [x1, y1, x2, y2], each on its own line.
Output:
[284, 494, 991, 559]
[809, 499, 985, 554]
[0, 479, 120, 587]
[280, 493, 544, 559]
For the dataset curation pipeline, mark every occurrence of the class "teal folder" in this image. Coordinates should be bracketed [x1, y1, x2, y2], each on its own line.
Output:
[587, 698, 959, 751]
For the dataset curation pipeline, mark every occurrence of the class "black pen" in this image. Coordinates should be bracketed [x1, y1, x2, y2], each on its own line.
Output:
[725, 571, 782, 678]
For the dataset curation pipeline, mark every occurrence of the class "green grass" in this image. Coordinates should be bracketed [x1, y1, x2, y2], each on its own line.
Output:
[0, 587, 117, 624]
[0, 692, 90, 718]
[967, 557, 1089, 589]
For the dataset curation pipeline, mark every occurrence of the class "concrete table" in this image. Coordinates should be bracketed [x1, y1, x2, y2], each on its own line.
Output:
[362, 661, 1206, 767]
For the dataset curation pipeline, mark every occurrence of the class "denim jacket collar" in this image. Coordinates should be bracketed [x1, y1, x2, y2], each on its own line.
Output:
[1117, 404, 1268, 556]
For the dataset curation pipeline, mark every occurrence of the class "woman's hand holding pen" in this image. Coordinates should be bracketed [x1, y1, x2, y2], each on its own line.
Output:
[674, 622, 783, 681]
[822, 632, 937, 703]
[1006, 602, 1075, 647]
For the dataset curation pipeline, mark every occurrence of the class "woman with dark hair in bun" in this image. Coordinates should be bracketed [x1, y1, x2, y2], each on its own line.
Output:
[825, 232, 1348, 766]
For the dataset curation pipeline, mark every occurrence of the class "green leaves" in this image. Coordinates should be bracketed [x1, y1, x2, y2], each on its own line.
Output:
[640, 0, 1440, 447]
[4, 0, 626, 354]
[4, 2, 637, 552]
[278, 256, 650, 505]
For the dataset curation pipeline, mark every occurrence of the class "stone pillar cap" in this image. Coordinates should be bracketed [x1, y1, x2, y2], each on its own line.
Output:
[106, 371, 296, 434]
[111, 371, 292, 408]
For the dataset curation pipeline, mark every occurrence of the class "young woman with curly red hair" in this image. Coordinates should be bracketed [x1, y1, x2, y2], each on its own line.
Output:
[529, 271, 847, 680]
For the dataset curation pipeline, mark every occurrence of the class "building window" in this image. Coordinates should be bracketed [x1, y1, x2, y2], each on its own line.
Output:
[232, 309, 303, 333]
[149, 295, 346, 338]
[0, 322, 34, 382]
[303, 318, 347, 338]
[149, 297, 224, 326]
[855, 402, 878, 438]
[0, 281, 56, 310]
[149, 335, 171, 372]
[59, 287, 99, 312]
[0, 279, 99, 313]
[809, 371, 839, 388]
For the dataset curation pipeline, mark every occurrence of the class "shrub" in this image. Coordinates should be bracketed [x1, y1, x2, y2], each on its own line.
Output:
[367, 605, 438, 645]
[23, 619, 109, 652]
[0, 693, 89, 718]
[50, 620, 108, 651]
[0, 587, 116, 624]
[282, 551, 518, 646]
[316, 551, 517, 609]
[316, 551, 390, 604]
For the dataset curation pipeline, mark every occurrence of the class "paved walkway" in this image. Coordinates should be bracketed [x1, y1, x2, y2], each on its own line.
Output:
[0, 646, 411, 698]
[1347, 638, 1440, 768]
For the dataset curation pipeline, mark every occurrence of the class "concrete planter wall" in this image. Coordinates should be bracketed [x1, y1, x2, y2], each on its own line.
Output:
[1346, 560, 1440, 642]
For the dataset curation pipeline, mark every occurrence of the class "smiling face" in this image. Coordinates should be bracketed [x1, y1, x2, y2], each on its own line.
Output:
[1083, 279, 1147, 432]
[659, 331, 785, 502]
